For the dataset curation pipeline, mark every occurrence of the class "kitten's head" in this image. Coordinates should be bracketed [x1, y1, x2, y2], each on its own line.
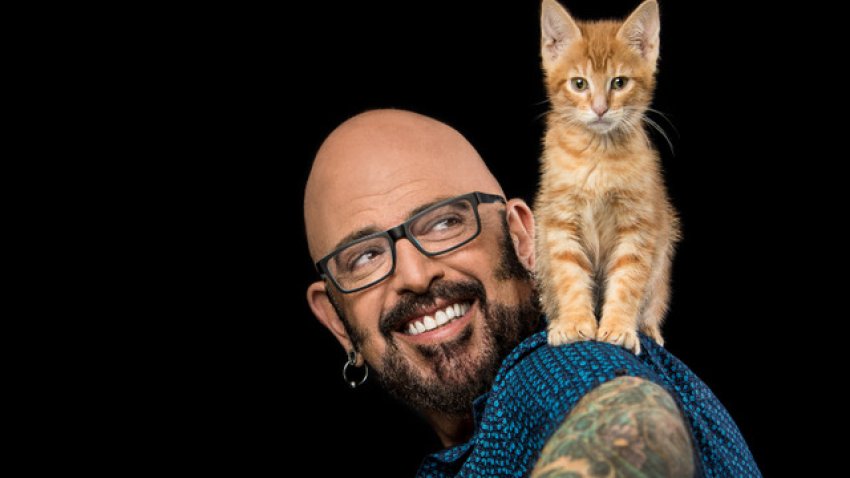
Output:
[541, 0, 660, 137]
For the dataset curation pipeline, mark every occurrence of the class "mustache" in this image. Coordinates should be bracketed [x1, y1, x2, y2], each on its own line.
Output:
[378, 280, 487, 338]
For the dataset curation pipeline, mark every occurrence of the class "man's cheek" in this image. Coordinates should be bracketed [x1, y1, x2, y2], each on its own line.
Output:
[348, 305, 379, 337]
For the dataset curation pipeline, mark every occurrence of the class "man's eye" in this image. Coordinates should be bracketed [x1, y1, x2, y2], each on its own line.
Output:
[349, 249, 383, 270]
[418, 214, 466, 236]
[432, 217, 462, 231]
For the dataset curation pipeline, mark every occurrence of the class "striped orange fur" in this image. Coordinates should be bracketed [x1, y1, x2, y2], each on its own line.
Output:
[535, 0, 680, 354]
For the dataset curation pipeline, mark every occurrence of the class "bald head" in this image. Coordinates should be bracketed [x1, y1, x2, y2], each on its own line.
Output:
[305, 109, 503, 260]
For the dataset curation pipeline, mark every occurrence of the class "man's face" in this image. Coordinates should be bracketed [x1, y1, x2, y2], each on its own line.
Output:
[323, 192, 539, 414]
[305, 111, 539, 416]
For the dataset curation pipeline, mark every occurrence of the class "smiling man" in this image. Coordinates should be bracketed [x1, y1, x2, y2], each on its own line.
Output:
[304, 109, 760, 477]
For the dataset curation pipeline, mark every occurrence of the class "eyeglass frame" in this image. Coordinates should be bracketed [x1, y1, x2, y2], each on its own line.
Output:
[315, 191, 507, 293]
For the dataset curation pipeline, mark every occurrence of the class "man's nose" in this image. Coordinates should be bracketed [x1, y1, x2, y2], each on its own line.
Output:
[390, 239, 444, 294]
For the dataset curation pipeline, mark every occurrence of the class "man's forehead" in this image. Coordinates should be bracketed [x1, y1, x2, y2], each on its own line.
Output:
[318, 183, 466, 255]
[334, 192, 462, 249]
[305, 109, 503, 260]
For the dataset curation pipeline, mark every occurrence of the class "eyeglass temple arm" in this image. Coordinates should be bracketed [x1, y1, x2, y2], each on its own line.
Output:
[475, 192, 507, 204]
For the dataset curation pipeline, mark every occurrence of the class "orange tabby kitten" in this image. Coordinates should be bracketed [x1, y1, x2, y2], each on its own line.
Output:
[535, 0, 680, 354]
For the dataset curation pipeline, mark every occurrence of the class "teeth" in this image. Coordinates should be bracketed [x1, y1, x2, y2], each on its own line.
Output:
[405, 302, 472, 336]
[445, 306, 456, 319]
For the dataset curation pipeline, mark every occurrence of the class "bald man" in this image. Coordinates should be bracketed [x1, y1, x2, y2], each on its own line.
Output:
[304, 110, 759, 477]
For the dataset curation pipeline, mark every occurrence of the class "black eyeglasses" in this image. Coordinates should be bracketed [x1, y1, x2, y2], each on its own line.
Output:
[316, 191, 506, 293]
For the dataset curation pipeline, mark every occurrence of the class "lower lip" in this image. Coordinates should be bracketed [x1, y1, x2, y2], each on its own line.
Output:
[396, 302, 476, 345]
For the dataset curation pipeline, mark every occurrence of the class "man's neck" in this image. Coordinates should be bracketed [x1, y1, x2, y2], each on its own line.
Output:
[423, 322, 543, 447]
[425, 410, 474, 447]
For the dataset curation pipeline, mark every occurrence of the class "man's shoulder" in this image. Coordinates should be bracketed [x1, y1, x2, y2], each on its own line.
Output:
[450, 334, 675, 477]
[495, 332, 656, 395]
[486, 332, 663, 426]
[530, 375, 697, 477]
[447, 333, 762, 478]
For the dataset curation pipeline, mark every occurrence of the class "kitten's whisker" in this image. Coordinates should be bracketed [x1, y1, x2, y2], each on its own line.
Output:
[553, 112, 582, 129]
[619, 118, 636, 144]
[642, 116, 675, 156]
[624, 106, 680, 138]
[644, 107, 680, 137]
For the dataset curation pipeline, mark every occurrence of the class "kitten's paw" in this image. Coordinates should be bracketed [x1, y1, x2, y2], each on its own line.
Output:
[639, 325, 664, 347]
[597, 324, 641, 355]
[547, 315, 597, 346]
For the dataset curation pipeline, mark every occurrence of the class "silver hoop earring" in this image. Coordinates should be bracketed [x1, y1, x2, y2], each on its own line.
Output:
[342, 350, 368, 389]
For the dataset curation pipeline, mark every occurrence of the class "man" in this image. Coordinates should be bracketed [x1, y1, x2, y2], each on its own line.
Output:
[304, 109, 760, 477]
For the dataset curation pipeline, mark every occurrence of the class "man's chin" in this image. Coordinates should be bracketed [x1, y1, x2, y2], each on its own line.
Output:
[377, 356, 489, 416]
[376, 318, 492, 414]
[374, 295, 540, 416]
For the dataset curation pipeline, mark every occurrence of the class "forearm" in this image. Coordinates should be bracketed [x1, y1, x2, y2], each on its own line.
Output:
[531, 376, 695, 477]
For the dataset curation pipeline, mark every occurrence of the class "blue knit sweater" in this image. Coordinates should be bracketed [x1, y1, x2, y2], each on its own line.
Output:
[416, 332, 760, 477]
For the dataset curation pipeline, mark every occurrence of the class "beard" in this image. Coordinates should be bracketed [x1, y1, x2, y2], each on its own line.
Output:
[330, 216, 541, 415]
[376, 280, 540, 414]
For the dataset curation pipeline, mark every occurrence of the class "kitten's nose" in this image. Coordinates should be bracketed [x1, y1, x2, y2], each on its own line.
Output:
[593, 105, 609, 118]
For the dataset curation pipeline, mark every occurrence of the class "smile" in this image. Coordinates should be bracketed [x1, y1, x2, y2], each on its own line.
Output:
[404, 301, 472, 336]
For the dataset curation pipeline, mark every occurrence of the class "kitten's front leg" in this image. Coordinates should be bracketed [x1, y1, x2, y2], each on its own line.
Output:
[537, 220, 597, 346]
[597, 230, 654, 355]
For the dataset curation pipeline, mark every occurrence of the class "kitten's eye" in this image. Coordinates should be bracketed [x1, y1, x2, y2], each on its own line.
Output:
[611, 77, 628, 90]
[570, 77, 588, 91]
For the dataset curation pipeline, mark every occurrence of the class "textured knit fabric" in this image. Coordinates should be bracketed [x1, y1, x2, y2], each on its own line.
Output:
[416, 332, 760, 477]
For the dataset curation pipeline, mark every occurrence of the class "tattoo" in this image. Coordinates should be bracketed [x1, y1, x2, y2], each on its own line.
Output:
[531, 377, 695, 478]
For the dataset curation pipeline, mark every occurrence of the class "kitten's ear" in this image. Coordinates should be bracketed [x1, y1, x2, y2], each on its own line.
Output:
[541, 0, 581, 71]
[618, 0, 661, 67]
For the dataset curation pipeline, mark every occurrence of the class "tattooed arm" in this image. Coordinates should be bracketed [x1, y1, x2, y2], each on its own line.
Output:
[531, 376, 695, 478]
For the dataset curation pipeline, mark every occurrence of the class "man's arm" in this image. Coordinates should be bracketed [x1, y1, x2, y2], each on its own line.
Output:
[531, 376, 695, 478]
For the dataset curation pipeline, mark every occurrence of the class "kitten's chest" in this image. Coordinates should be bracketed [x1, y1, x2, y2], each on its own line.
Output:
[567, 158, 628, 193]
[577, 197, 615, 266]
[572, 168, 628, 256]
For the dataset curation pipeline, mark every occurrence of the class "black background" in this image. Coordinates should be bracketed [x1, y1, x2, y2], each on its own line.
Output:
[163, 0, 813, 475]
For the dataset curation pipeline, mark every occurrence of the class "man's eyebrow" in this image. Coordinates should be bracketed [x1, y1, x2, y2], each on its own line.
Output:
[406, 195, 453, 219]
[330, 195, 456, 252]
[331, 227, 382, 252]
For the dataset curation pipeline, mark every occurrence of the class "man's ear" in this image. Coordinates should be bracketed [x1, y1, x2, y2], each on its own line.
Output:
[505, 199, 536, 271]
[307, 280, 361, 364]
